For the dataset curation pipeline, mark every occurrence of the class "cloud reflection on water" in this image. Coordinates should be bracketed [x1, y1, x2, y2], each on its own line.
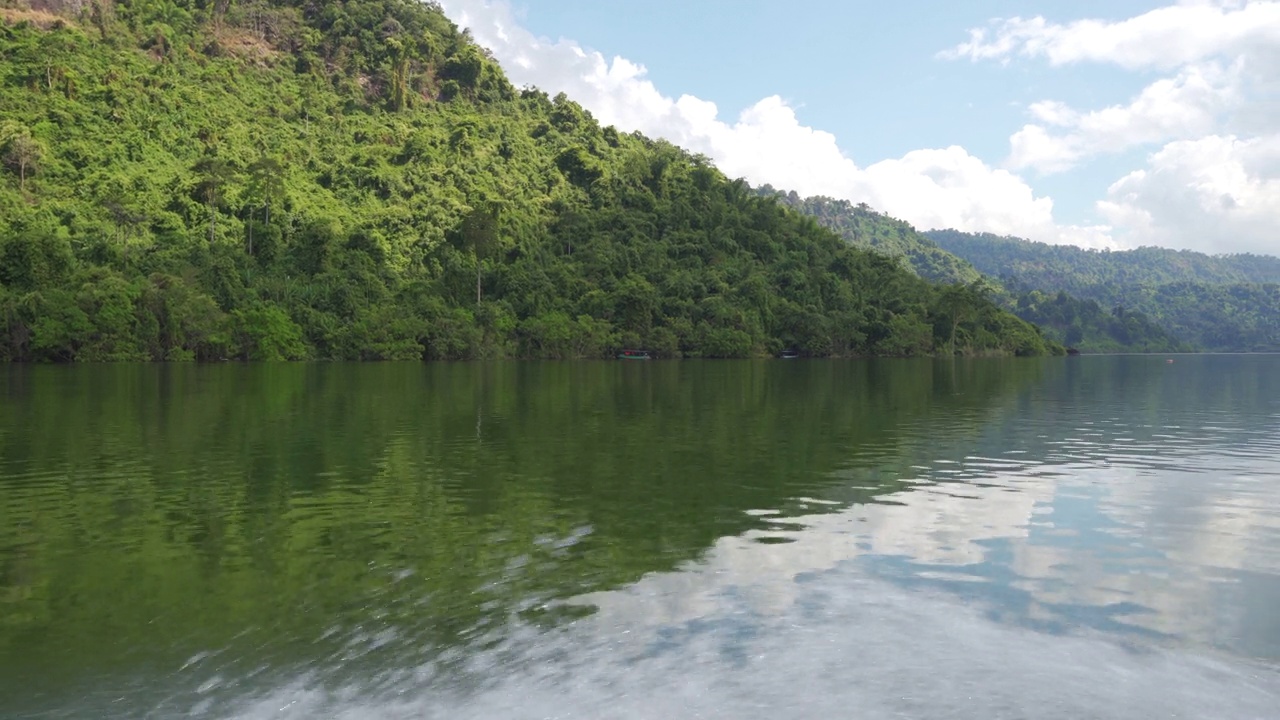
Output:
[574, 405, 1280, 661]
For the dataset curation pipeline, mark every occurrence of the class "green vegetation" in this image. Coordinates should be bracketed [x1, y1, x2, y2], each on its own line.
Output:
[760, 187, 982, 285]
[927, 230, 1280, 288]
[930, 230, 1280, 352]
[1011, 290, 1188, 354]
[0, 0, 1059, 361]
[766, 189, 1179, 353]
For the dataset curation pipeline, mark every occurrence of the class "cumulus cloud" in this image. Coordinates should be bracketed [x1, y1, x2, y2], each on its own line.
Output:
[943, 0, 1280, 70]
[1099, 135, 1280, 254]
[949, 0, 1280, 252]
[951, 2, 1277, 174]
[437, 0, 1111, 247]
[1008, 62, 1241, 173]
[439, 0, 1280, 253]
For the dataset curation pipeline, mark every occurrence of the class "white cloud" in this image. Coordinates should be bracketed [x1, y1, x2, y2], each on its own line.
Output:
[944, 1, 1280, 70]
[1008, 62, 1241, 173]
[949, 1, 1280, 252]
[859, 147, 1113, 249]
[440, 0, 1280, 254]
[438, 0, 1111, 248]
[1098, 135, 1280, 253]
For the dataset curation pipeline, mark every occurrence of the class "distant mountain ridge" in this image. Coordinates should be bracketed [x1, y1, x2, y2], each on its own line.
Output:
[927, 230, 1280, 352]
[764, 189, 1184, 353]
[926, 230, 1280, 289]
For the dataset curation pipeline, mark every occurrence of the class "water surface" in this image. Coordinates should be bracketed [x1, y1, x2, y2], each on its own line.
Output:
[2, 357, 1278, 718]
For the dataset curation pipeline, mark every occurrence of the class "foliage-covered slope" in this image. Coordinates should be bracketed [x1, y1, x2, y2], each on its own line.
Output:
[927, 230, 1280, 288]
[929, 230, 1280, 351]
[759, 187, 981, 285]
[1010, 290, 1189, 354]
[0, 0, 1060, 361]
[762, 189, 1178, 353]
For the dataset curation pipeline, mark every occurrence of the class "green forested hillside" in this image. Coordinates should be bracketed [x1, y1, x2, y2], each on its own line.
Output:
[763, 189, 1179, 353]
[0, 0, 1059, 361]
[1010, 290, 1189, 354]
[927, 230, 1280, 288]
[759, 187, 981, 285]
[929, 230, 1280, 351]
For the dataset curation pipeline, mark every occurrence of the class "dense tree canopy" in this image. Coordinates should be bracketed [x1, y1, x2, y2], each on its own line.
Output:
[765, 190, 1182, 353]
[760, 187, 982, 286]
[928, 230, 1280, 288]
[1010, 290, 1188, 354]
[929, 230, 1280, 352]
[0, 0, 1060, 361]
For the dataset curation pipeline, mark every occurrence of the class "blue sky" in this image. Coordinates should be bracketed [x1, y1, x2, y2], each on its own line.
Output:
[439, 0, 1280, 255]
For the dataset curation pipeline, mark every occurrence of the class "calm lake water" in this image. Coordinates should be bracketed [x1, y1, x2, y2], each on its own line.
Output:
[2, 356, 1279, 719]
